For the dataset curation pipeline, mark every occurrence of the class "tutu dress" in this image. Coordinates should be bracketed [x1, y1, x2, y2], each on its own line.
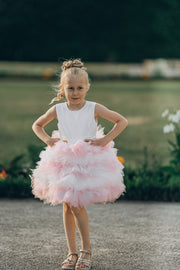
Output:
[30, 100, 126, 207]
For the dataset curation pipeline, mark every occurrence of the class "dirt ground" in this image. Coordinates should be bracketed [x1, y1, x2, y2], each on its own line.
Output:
[0, 199, 179, 270]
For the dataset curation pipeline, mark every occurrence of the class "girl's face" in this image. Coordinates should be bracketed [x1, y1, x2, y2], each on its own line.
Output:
[60, 75, 90, 105]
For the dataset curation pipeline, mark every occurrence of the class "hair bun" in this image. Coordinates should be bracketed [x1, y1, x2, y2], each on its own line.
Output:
[62, 59, 86, 71]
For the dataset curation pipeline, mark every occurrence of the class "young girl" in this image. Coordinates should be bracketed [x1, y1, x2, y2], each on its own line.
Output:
[30, 59, 128, 270]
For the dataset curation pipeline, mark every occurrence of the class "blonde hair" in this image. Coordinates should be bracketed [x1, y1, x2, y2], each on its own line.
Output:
[49, 58, 89, 105]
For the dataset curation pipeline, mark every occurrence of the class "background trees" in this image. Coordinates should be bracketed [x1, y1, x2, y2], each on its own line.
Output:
[0, 0, 180, 62]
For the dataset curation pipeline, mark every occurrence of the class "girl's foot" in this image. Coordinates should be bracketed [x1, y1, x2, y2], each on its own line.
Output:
[75, 248, 91, 270]
[62, 252, 78, 269]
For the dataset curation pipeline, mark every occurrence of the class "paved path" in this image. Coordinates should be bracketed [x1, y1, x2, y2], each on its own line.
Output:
[0, 199, 179, 270]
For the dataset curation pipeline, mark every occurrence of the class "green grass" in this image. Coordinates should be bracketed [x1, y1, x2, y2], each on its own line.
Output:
[0, 78, 180, 168]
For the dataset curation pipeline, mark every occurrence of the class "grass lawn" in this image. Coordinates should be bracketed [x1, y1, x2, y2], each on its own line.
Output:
[0, 78, 179, 168]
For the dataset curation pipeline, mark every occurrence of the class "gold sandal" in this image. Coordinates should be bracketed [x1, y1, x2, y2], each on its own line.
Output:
[62, 252, 78, 270]
[75, 248, 91, 270]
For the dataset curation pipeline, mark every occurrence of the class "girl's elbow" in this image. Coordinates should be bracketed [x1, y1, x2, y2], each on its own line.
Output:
[121, 119, 128, 129]
[124, 118, 128, 126]
[32, 121, 40, 131]
[32, 123, 36, 131]
[117, 118, 128, 126]
[121, 115, 128, 126]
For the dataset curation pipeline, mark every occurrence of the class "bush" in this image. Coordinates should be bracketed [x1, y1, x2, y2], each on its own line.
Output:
[0, 144, 180, 202]
[122, 166, 172, 201]
[119, 146, 180, 202]
[0, 175, 33, 198]
[27, 144, 45, 168]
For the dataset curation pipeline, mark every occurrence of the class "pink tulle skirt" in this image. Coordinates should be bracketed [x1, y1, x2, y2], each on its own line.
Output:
[30, 126, 126, 207]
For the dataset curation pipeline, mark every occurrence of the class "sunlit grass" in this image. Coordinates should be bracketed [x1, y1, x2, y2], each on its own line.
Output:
[0, 78, 179, 168]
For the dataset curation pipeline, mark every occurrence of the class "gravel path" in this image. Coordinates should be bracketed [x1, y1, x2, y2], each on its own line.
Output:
[0, 199, 179, 270]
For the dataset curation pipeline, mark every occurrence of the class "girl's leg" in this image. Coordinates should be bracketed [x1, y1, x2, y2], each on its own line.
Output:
[63, 202, 78, 263]
[70, 206, 91, 250]
[70, 206, 91, 266]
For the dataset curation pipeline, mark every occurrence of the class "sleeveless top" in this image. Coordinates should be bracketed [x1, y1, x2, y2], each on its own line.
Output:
[55, 100, 97, 144]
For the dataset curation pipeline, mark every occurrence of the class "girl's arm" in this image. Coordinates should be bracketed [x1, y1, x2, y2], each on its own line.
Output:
[32, 105, 59, 147]
[85, 103, 128, 147]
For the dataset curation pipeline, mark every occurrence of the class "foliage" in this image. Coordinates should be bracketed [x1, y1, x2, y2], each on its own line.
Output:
[0, 144, 44, 198]
[161, 109, 180, 180]
[0, 154, 28, 179]
[119, 146, 179, 201]
[0, 144, 44, 180]
[0, 175, 33, 198]
[0, 144, 180, 202]
[27, 144, 45, 168]
[0, 1, 180, 62]
[118, 109, 180, 202]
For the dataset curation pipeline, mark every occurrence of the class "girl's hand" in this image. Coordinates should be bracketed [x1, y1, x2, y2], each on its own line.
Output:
[84, 138, 108, 147]
[46, 138, 60, 147]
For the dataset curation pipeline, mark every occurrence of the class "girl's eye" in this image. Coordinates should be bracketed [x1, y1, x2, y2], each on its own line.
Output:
[78, 87, 82, 89]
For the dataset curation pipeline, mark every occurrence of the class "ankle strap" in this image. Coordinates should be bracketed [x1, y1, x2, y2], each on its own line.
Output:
[80, 249, 91, 255]
[68, 252, 78, 256]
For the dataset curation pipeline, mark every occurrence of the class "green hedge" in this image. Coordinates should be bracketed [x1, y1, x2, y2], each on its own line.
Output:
[121, 167, 180, 202]
[0, 144, 179, 202]
[0, 176, 33, 198]
[0, 167, 179, 202]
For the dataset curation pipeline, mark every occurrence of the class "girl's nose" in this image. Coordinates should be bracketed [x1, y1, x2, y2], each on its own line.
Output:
[74, 88, 78, 95]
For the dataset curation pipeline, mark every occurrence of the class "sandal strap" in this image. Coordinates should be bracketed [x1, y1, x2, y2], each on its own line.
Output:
[68, 252, 78, 256]
[79, 249, 91, 255]
[76, 249, 91, 267]
[77, 258, 90, 264]
[76, 261, 90, 267]
[62, 258, 73, 264]
[62, 253, 78, 265]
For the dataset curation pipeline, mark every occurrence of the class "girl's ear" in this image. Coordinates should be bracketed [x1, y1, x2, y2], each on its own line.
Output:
[87, 83, 90, 90]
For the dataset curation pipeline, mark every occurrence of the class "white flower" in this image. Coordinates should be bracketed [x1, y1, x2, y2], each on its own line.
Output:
[174, 110, 180, 122]
[171, 113, 180, 123]
[176, 110, 180, 117]
[168, 114, 173, 121]
[161, 109, 169, 118]
[163, 123, 175, 133]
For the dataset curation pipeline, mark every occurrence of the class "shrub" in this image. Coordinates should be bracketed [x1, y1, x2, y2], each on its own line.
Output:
[0, 143, 180, 202]
[0, 175, 33, 198]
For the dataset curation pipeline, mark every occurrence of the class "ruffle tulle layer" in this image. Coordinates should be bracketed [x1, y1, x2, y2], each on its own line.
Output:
[30, 126, 126, 207]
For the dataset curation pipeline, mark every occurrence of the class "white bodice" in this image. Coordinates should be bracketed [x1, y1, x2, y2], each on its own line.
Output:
[55, 100, 97, 144]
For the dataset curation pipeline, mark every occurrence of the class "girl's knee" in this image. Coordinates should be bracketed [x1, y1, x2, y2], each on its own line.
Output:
[63, 202, 71, 212]
[70, 205, 84, 216]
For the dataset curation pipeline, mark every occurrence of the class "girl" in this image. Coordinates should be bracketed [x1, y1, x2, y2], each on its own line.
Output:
[30, 59, 128, 270]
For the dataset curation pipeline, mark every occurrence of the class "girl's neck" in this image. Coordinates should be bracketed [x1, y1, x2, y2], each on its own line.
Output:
[66, 100, 87, 111]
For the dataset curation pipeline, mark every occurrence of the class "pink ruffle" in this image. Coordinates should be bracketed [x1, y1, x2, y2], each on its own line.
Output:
[30, 125, 126, 207]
